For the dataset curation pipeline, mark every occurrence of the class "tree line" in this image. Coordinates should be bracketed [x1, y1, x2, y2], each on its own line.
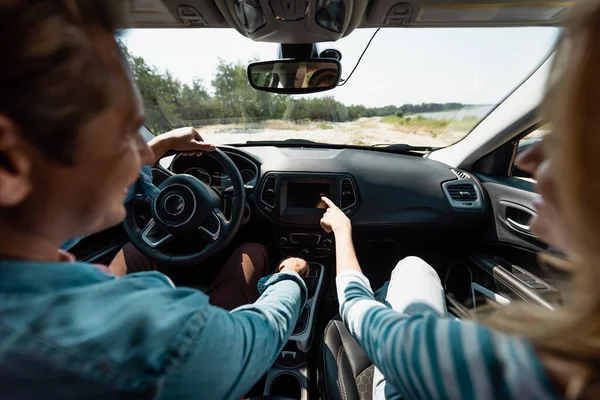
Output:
[122, 44, 474, 135]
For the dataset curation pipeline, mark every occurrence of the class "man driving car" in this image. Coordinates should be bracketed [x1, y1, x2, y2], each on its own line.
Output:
[102, 126, 280, 311]
[0, 1, 307, 398]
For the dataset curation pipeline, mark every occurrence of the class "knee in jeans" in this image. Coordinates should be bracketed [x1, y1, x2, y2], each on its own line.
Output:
[392, 256, 439, 281]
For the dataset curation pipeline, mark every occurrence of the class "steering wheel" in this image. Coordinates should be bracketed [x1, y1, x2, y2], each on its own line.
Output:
[123, 149, 246, 266]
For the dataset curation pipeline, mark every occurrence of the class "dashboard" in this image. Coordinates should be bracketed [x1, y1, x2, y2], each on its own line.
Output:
[170, 151, 259, 190]
[166, 146, 487, 229]
[162, 145, 489, 263]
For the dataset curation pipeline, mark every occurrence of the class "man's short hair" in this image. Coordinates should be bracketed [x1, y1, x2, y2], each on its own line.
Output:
[0, 0, 131, 164]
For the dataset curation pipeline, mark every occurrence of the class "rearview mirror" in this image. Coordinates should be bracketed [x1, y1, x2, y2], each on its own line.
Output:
[248, 59, 341, 94]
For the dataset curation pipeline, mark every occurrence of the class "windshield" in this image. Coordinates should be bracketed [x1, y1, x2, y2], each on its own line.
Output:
[123, 27, 559, 148]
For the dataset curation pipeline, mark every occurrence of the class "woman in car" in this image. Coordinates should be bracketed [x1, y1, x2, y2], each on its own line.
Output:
[320, 1, 600, 399]
[0, 1, 307, 398]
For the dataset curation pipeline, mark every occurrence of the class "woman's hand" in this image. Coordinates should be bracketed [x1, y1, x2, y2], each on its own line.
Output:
[320, 197, 362, 274]
[278, 257, 309, 278]
[148, 127, 216, 164]
[320, 196, 351, 235]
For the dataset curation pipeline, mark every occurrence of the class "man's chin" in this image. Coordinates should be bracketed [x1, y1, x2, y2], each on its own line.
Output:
[90, 206, 127, 235]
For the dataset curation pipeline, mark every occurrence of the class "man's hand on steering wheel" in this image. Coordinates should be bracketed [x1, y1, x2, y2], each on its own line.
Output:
[124, 141, 245, 265]
[148, 127, 216, 164]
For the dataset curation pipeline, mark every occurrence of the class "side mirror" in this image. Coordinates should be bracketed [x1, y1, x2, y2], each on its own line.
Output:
[247, 59, 341, 94]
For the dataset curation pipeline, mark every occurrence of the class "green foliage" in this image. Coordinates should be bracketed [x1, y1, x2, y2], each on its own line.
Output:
[120, 42, 476, 134]
[381, 115, 480, 136]
[318, 123, 334, 130]
[283, 97, 350, 122]
[382, 115, 449, 129]
[446, 116, 480, 133]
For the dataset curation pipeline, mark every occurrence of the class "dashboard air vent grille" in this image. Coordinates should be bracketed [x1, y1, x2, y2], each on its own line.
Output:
[261, 176, 276, 207]
[341, 178, 356, 210]
[446, 184, 477, 201]
[451, 169, 470, 180]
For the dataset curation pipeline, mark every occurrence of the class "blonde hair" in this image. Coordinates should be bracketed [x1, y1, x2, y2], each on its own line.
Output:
[475, 2, 600, 397]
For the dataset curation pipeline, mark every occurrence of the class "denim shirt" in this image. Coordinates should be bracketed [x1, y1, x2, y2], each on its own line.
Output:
[0, 259, 307, 399]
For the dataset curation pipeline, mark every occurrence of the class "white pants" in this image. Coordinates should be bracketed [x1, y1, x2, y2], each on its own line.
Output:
[372, 256, 447, 400]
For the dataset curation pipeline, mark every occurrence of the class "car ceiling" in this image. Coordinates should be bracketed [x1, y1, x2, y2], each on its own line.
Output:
[131, 0, 573, 43]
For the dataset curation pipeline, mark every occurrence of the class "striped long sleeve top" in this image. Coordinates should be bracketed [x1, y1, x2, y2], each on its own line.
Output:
[336, 271, 558, 400]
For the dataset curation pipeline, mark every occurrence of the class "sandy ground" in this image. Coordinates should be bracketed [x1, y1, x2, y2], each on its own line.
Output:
[194, 117, 464, 148]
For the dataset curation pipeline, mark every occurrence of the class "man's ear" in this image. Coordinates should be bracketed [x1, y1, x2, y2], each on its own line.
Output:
[0, 115, 32, 207]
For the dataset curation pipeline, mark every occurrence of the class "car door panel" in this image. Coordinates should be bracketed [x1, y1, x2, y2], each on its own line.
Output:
[471, 253, 561, 309]
[465, 174, 568, 309]
[478, 174, 546, 250]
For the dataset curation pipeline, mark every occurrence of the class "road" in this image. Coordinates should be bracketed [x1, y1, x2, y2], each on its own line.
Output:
[195, 117, 459, 147]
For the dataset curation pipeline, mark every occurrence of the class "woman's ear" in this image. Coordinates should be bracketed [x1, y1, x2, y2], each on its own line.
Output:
[0, 116, 32, 207]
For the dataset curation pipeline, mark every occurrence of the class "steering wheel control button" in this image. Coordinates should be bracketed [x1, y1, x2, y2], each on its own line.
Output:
[322, 238, 333, 248]
[279, 237, 288, 246]
[164, 194, 185, 216]
[140, 219, 173, 248]
[199, 211, 222, 241]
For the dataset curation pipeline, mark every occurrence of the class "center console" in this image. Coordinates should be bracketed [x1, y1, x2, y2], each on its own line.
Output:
[261, 262, 325, 400]
[258, 172, 359, 226]
[258, 172, 359, 263]
[255, 173, 359, 399]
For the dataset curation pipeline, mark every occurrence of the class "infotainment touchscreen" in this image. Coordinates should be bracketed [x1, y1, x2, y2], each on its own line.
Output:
[287, 183, 330, 209]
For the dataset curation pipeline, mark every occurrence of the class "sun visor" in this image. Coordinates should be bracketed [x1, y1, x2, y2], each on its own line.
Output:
[366, 1, 574, 27]
[131, 0, 178, 25]
[132, 0, 228, 28]
[416, 4, 570, 24]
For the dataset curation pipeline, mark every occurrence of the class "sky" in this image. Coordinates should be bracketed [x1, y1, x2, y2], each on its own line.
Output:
[123, 26, 559, 108]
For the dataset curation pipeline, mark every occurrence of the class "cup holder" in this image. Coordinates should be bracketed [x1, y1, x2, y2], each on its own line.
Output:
[268, 373, 302, 399]
[292, 305, 310, 335]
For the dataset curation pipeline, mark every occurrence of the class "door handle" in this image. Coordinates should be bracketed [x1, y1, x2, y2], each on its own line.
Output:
[498, 201, 537, 238]
[506, 217, 531, 233]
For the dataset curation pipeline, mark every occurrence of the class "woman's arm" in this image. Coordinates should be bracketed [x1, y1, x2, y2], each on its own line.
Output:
[319, 196, 361, 275]
[335, 271, 556, 400]
[320, 198, 555, 400]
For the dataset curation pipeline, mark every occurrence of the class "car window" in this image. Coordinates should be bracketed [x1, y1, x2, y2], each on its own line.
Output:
[122, 27, 560, 148]
[512, 126, 550, 181]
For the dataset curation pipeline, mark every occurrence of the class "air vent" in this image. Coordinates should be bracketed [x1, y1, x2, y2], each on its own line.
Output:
[261, 176, 276, 207]
[451, 169, 470, 180]
[442, 182, 483, 209]
[340, 178, 356, 210]
[447, 184, 477, 201]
